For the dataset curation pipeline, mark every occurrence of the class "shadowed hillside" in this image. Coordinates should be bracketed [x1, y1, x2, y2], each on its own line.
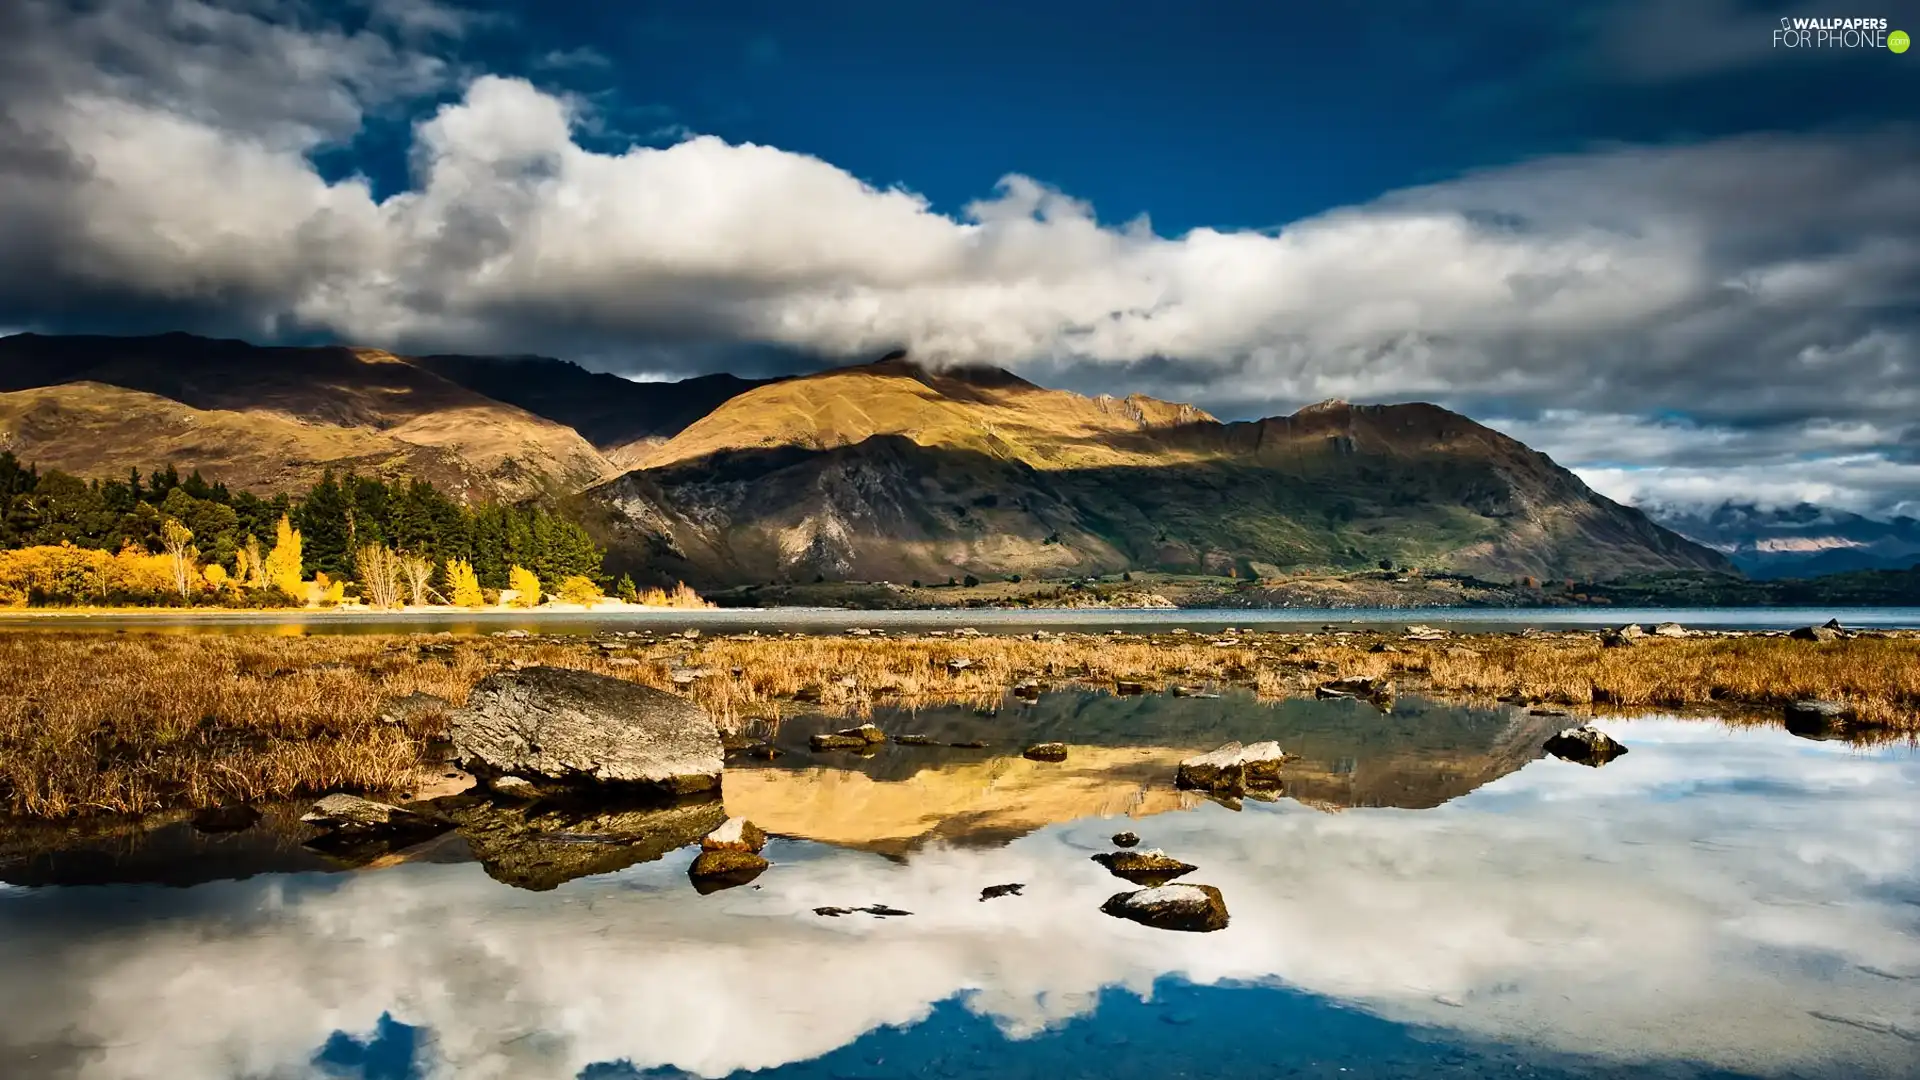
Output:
[583, 358, 1730, 585]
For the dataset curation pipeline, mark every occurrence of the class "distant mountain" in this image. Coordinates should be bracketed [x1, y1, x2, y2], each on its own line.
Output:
[582, 356, 1729, 586]
[1649, 501, 1920, 579]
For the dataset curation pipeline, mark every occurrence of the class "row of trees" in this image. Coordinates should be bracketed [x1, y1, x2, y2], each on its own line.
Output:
[0, 456, 725, 610]
[0, 455, 609, 605]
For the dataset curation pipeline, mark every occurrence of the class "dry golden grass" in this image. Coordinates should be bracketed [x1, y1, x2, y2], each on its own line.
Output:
[1, 628, 1914, 819]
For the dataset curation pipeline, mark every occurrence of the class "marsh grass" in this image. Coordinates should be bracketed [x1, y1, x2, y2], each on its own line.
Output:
[1, 629, 1914, 818]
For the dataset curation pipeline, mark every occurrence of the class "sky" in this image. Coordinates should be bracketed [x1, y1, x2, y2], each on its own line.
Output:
[0, 0, 1917, 516]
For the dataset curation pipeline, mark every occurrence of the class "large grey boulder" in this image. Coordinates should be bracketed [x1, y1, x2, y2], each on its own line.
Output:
[451, 666, 722, 795]
[1101, 884, 1229, 932]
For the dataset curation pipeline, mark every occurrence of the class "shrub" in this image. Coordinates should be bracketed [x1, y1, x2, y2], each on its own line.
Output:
[508, 565, 542, 608]
[558, 575, 603, 605]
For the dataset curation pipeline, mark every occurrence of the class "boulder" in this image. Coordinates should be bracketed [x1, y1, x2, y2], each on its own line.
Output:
[451, 667, 722, 795]
[1789, 624, 1841, 643]
[1100, 884, 1229, 933]
[1783, 699, 1858, 740]
[490, 775, 537, 798]
[1598, 628, 1634, 649]
[1023, 742, 1068, 762]
[1542, 726, 1629, 767]
[1111, 831, 1140, 848]
[701, 817, 768, 853]
[300, 794, 450, 859]
[1175, 741, 1288, 794]
[1618, 623, 1647, 640]
[1652, 622, 1689, 638]
[688, 848, 769, 894]
[1092, 849, 1197, 886]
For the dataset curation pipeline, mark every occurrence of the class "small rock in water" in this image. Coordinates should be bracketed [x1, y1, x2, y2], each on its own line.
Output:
[1111, 831, 1140, 848]
[893, 733, 937, 746]
[301, 794, 426, 832]
[1023, 742, 1068, 762]
[1092, 849, 1198, 886]
[702, 816, 768, 853]
[1114, 680, 1148, 695]
[1169, 685, 1219, 698]
[1542, 725, 1629, 767]
[1100, 884, 1229, 933]
[949, 739, 990, 749]
[190, 804, 261, 835]
[1175, 741, 1288, 794]
[979, 883, 1024, 901]
[1316, 676, 1395, 708]
[688, 848, 769, 894]
[813, 904, 913, 918]
[811, 724, 886, 751]
[490, 775, 537, 798]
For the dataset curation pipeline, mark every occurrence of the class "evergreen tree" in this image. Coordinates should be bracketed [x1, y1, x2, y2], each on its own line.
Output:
[296, 470, 351, 579]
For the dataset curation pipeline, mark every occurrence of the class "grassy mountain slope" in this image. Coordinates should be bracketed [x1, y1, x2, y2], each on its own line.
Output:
[584, 359, 1729, 585]
[0, 333, 615, 500]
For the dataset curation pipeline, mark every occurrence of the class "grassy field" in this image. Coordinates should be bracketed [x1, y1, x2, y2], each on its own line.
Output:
[0, 628, 1914, 819]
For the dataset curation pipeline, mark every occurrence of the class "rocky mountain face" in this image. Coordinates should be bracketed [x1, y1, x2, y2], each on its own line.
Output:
[580, 358, 1729, 585]
[1650, 501, 1920, 579]
[0, 332, 1728, 584]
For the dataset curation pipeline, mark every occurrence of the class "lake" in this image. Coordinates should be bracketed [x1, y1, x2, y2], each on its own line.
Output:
[3, 690, 1916, 1079]
[3, 604, 1919, 635]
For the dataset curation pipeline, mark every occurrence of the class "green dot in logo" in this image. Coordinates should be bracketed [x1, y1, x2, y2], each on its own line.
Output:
[1892, 29, 1911, 53]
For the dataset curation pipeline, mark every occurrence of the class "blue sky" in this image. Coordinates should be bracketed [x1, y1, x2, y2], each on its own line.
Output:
[0, 0, 1917, 514]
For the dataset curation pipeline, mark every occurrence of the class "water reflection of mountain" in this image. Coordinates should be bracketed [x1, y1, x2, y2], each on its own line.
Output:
[731, 691, 1561, 852]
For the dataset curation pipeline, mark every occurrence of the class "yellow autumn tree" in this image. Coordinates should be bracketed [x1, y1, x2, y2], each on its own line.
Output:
[557, 575, 602, 606]
[508, 565, 542, 608]
[263, 515, 304, 601]
[446, 558, 484, 607]
[159, 519, 197, 599]
[202, 563, 229, 591]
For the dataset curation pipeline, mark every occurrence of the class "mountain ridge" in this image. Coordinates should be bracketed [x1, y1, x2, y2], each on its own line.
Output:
[0, 331, 1730, 585]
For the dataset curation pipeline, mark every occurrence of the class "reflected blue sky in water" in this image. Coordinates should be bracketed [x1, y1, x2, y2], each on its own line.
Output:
[2, 718, 1917, 1079]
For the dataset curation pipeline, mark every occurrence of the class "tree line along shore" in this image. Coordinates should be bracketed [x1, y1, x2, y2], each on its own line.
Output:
[0, 454, 712, 610]
[0, 625, 1911, 820]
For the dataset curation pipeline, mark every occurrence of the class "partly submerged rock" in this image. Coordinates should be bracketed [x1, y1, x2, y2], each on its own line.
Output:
[1111, 831, 1140, 848]
[1315, 676, 1395, 708]
[979, 883, 1024, 901]
[190, 804, 261, 835]
[812, 724, 887, 751]
[490, 775, 538, 798]
[301, 794, 426, 832]
[1175, 741, 1288, 794]
[893, 733, 937, 746]
[1092, 849, 1197, 887]
[1783, 699, 1859, 740]
[1114, 680, 1148, 695]
[701, 816, 768, 853]
[1101, 883, 1229, 933]
[451, 666, 721, 795]
[1023, 742, 1068, 763]
[439, 794, 725, 892]
[814, 904, 912, 918]
[1542, 726, 1629, 767]
[689, 848, 769, 894]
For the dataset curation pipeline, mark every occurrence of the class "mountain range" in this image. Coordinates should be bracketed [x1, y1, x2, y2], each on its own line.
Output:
[1648, 502, 1920, 579]
[0, 332, 1730, 587]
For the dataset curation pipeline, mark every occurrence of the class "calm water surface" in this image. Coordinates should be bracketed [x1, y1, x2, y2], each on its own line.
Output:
[2, 605, 1918, 635]
[2, 693, 1917, 1079]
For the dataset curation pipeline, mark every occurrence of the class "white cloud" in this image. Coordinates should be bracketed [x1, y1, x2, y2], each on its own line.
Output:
[0, 0, 1916, 514]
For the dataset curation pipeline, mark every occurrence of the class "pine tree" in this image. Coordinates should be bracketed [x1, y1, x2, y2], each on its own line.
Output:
[297, 471, 351, 579]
